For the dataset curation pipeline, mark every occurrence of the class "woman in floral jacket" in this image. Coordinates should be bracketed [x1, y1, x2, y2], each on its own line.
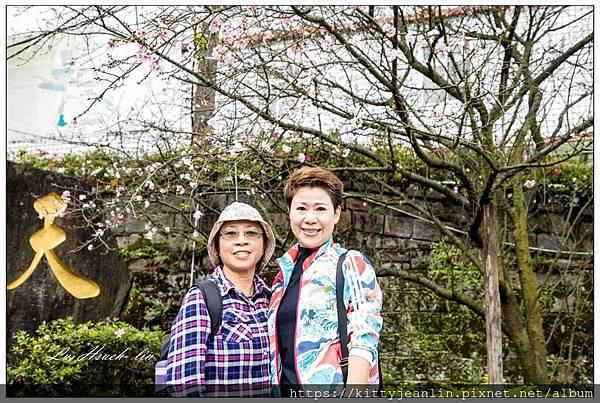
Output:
[268, 166, 383, 397]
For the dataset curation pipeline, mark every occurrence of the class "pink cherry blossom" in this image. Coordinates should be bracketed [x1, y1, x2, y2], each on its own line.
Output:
[263, 31, 275, 42]
[281, 15, 295, 28]
[387, 48, 400, 60]
[271, 128, 283, 139]
[297, 153, 312, 163]
[208, 17, 222, 34]
[436, 42, 449, 54]
[212, 43, 224, 56]
[136, 44, 152, 61]
[228, 27, 242, 43]
[382, 23, 395, 38]
[61, 190, 71, 203]
[232, 36, 248, 50]
[212, 44, 233, 64]
[524, 179, 536, 189]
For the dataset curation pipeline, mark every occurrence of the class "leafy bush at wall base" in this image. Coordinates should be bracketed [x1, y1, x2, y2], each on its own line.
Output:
[7, 317, 166, 397]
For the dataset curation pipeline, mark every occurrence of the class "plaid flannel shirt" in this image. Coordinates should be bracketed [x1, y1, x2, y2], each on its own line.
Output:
[165, 266, 271, 397]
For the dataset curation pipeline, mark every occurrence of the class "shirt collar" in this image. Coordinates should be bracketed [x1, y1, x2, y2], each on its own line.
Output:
[313, 235, 335, 261]
[211, 266, 269, 297]
[277, 235, 335, 272]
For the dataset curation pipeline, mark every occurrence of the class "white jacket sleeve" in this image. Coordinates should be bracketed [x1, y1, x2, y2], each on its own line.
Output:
[343, 250, 383, 367]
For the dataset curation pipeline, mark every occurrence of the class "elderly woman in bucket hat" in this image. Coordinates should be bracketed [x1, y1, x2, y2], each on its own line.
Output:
[164, 202, 275, 397]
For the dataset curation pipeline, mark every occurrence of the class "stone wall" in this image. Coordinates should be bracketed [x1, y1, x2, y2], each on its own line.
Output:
[115, 188, 592, 382]
[7, 161, 592, 382]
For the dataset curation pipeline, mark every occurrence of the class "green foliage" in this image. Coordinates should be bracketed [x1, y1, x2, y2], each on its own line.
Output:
[121, 266, 188, 332]
[120, 237, 171, 264]
[9, 149, 116, 179]
[428, 238, 483, 294]
[535, 258, 593, 383]
[7, 317, 166, 397]
[383, 239, 488, 383]
[8, 141, 592, 386]
[8, 143, 592, 204]
[538, 159, 592, 196]
[192, 33, 208, 49]
[124, 283, 179, 325]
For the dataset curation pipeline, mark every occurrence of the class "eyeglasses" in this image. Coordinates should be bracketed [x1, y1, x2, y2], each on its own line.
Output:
[220, 229, 263, 241]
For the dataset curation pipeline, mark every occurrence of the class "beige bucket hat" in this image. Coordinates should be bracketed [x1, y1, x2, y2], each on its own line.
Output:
[206, 202, 276, 272]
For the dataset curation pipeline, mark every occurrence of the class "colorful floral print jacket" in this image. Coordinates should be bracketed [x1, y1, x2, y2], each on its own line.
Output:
[267, 236, 383, 390]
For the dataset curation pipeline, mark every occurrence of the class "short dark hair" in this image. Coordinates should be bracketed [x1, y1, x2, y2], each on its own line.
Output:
[284, 166, 343, 209]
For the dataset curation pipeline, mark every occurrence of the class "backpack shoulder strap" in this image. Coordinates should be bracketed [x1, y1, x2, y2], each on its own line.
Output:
[336, 251, 384, 392]
[157, 279, 222, 362]
[195, 279, 223, 338]
[159, 334, 171, 362]
[336, 251, 349, 385]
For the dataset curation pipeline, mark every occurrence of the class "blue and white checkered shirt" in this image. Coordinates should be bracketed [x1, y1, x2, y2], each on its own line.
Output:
[164, 266, 271, 397]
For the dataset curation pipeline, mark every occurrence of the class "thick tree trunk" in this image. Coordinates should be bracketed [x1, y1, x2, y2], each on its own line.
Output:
[501, 288, 545, 384]
[482, 202, 503, 384]
[191, 30, 217, 142]
[511, 177, 549, 383]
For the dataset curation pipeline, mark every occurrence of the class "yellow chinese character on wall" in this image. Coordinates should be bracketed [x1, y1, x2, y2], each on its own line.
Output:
[7, 192, 100, 299]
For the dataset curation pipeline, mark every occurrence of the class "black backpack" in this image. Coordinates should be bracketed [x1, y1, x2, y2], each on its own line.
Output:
[155, 278, 271, 393]
[158, 278, 273, 361]
[158, 279, 223, 362]
[336, 251, 384, 394]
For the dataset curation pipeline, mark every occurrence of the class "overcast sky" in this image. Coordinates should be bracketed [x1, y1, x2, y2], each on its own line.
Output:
[7, 6, 61, 36]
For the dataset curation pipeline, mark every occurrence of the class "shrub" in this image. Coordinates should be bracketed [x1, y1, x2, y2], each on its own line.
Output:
[7, 317, 166, 397]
